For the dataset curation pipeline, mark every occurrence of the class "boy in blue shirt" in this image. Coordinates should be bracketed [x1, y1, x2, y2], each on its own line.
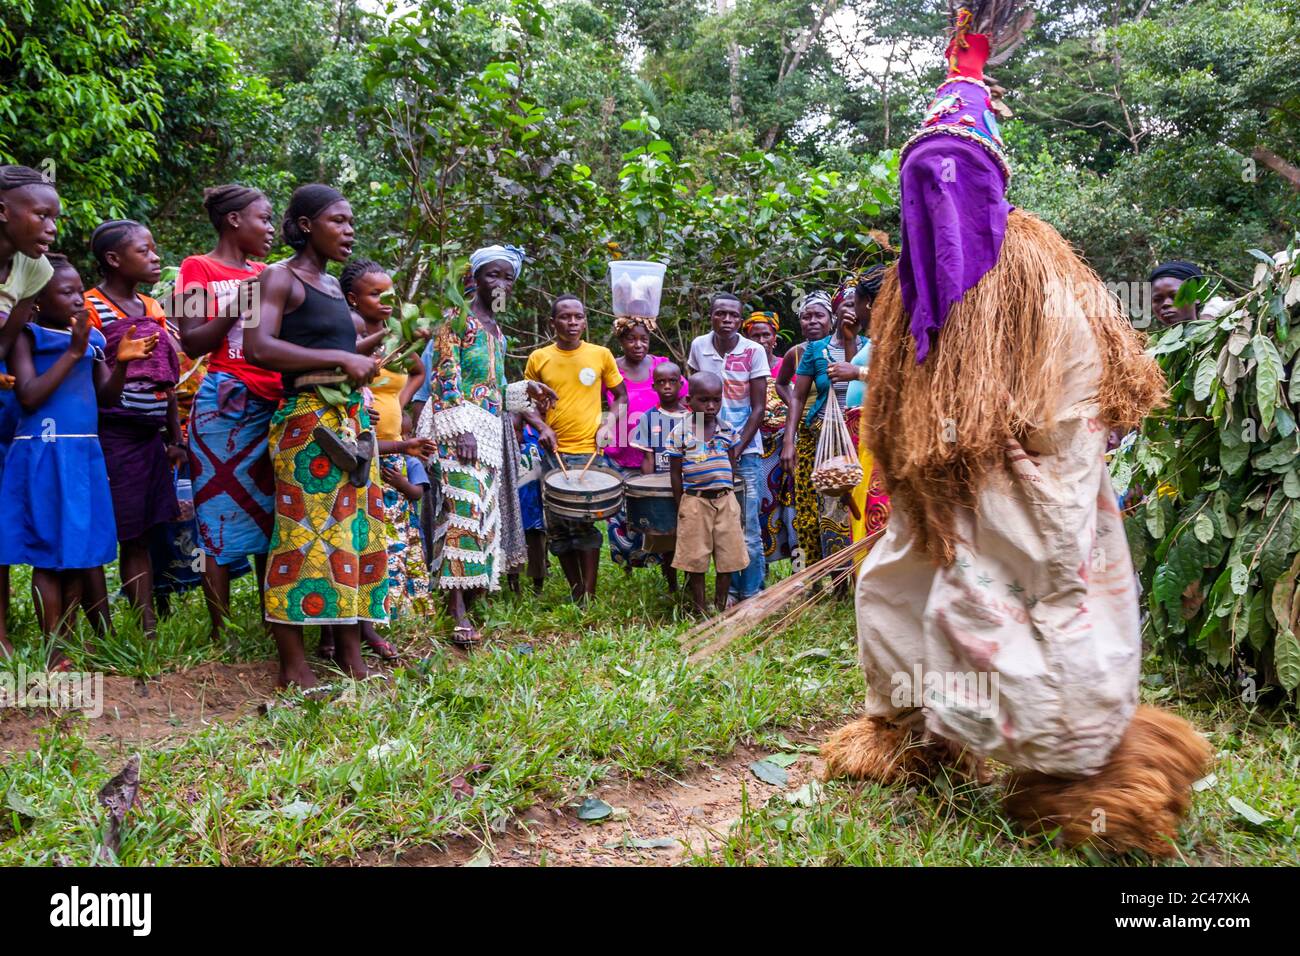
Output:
[667, 371, 749, 613]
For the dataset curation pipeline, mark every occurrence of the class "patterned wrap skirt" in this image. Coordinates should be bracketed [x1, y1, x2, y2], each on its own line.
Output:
[263, 392, 389, 625]
[189, 371, 277, 564]
[758, 427, 796, 562]
[429, 450, 501, 592]
[604, 459, 663, 569]
[380, 453, 431, 617]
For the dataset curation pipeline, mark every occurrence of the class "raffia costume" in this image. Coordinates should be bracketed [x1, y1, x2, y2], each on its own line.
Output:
[823, 15, 1211, 857]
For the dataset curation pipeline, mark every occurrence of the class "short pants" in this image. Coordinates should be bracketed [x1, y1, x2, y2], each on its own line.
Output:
[672, 490, 749, 574]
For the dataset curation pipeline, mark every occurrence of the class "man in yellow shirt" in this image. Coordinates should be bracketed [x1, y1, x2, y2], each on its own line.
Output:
[524, 294, 628, 601]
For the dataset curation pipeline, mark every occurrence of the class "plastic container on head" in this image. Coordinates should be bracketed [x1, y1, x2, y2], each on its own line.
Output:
[609, 260, 667, 319]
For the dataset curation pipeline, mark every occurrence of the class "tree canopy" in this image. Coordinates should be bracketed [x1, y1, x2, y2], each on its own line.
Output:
[2, 0, 1297, 339]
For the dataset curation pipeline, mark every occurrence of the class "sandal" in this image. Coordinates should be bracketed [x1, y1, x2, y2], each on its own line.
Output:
[451, 624, 481, 648]
[363, 633, 400, 661]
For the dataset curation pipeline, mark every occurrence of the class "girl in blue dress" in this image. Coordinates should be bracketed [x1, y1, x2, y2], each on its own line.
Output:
[0, 255, 157, 659]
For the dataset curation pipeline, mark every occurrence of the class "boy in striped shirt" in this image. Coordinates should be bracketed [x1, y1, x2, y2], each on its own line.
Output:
[667, 371, 749, 613]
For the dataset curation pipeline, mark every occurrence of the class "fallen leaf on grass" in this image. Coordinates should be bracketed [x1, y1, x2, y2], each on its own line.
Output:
[448, 776, 475, 800]
[748, 760, 788, 787]
[464, 846, 492, 867]
[1227, 796, 1272, 827]
[278, 799, 320, 822]
[1191, 773, 1217, 792]
[774, 734, 821, 754]
[784, 780, 824, 807]
[5, 789, 40, 819]
[577, 797, 613, 821]
[605, 836, 679, 850]
[762, 752, 799, 768]
[366, 739, 411, 764]
[791, 647, 831, 662]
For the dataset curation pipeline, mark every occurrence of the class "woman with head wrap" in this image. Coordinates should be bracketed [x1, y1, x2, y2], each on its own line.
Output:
[243, 183, 387, 688]
[741, 310, 796, 563]
[779, 289, 862, 577]
[414, 242, 553, 646]
[602, 314, 685, 576]
[1149, 260, 1203, 327]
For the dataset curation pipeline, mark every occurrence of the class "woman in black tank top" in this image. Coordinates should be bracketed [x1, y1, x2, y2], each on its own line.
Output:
[244, 184, 386, 689]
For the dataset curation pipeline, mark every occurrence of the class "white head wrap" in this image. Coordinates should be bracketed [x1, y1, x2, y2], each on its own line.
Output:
[470, 243, 526, 279]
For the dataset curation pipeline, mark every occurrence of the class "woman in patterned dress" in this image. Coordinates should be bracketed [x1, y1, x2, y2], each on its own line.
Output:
[416, 244, 553, 646]
[243, 184, 385, 689]
[743, 311, 796, 565]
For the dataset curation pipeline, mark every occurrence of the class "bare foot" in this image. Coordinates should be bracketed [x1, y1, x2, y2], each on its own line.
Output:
[278, 660, 319, 690]
[333, 640, 375, 680]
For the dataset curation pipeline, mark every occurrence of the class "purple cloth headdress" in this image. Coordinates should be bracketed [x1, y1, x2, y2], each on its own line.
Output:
[896, 27, 1013, 363]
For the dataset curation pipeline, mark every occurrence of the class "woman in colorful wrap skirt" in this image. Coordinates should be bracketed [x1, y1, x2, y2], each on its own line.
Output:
[243, 184, 386, 689]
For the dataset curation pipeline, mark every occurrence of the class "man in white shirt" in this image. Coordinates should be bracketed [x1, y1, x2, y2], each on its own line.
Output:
[687, 292, 769, 601]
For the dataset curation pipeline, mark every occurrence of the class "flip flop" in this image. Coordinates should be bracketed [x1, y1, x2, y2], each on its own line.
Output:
[363, 634, 400, 660]
[451, 624, 482, 648]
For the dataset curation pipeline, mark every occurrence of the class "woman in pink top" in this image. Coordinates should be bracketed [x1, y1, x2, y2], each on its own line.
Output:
[602, 316, 685, 572]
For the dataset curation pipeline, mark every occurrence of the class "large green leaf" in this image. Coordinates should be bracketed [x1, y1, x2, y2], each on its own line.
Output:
[1153, 535, 1205, 615]
[1275, 628, 1300, 692]
[1258, 502, 1295, 586]
[1253, 334, 1284, 430]
[1192, 352, 1218, 401]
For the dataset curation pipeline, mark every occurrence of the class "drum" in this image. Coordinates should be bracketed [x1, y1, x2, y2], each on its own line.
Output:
[543, 467, 624, 522]
[625, 473, 676, 535]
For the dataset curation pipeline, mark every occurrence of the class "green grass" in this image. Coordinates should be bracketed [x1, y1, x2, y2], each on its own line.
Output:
[0, 556, 1296, 866]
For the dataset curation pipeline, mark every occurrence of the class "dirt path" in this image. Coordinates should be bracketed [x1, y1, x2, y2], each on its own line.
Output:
[5, 660, 831, 868]
[0, 660, 278, 755]
[357, 739, 829, 867]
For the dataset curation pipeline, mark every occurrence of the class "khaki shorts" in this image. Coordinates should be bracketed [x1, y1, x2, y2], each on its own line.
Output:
[672, 491, 750, 574]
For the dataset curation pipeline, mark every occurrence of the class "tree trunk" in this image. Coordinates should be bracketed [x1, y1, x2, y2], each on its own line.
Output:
[759, 0, 839, 148]
[1252, 145, 1300, 191]
[717, 0, 744, 124]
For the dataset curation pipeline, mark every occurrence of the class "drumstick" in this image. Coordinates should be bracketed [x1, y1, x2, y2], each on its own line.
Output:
[555, 454, 571, 479]
[579, 451, 599, 479]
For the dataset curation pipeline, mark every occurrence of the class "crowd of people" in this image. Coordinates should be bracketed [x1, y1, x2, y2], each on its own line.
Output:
[0, 166, 891, 688]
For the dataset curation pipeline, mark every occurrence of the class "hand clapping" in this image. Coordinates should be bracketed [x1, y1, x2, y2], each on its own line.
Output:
[116, 324, 159, 363]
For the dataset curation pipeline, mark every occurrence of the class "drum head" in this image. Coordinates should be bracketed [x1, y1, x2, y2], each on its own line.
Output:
[624, 473, 673, 496]
[544, 468, 623, 495]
